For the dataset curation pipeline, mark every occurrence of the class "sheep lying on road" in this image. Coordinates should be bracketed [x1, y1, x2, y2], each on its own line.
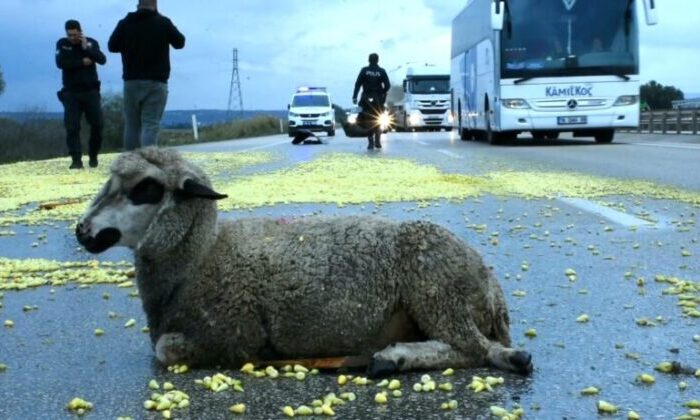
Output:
[76, 147, 532, 376]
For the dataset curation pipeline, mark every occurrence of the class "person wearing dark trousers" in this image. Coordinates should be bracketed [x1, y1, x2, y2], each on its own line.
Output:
[108, 0, 185, 150]
[352, 53, 390, 150]
[55, 19, 106, 169]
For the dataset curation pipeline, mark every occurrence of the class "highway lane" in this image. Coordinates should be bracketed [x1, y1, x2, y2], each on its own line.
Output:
[1, 129, 699, 419]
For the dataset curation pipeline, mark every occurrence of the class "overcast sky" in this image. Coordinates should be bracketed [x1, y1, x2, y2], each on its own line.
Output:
[0, 0, 697, 112]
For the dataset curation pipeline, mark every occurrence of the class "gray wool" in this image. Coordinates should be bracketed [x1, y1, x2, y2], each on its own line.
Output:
[108, 148, 512, 368]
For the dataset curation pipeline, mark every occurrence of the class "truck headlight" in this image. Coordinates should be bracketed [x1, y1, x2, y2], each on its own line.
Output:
[502, 98, 530, 109]
[447, 112, 454, 123]
[409, 111, 422, 126]
[613, 95, 638, 106]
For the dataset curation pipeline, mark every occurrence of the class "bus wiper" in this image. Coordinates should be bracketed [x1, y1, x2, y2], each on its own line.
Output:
[614, 73, 631, 81]
[514, 76, 537, 84]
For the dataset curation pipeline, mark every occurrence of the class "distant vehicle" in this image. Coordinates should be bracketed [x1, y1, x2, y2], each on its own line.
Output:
[343, 105, 393, 138]
[451, 0, 658, 144]
[287, 87, 336, 137]
[393, 66, 453, 131]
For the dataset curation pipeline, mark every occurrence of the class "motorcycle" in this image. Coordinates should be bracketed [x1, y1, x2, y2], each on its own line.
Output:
[345, 96, 393, 139]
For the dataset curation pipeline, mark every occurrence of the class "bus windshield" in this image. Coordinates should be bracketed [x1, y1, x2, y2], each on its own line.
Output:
[501, 0, 639, 79]
[408, 77, 450, 94]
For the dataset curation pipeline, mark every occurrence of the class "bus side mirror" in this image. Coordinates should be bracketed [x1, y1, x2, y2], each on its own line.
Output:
[491, 1, 505, 31]
[642, 0, 658, 25]
[287, 104, 290, 110]
[402, 80, 407, 93]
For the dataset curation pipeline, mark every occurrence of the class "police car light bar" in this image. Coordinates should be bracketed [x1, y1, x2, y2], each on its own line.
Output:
[297, 86, 327, 93]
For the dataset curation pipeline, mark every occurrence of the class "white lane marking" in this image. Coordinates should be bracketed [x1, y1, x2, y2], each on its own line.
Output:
[240, 139, 290, 151]
[556, 197, 666, 229]
[437, 149, 462, 158]
[415, 140, 430, 146]
[636, 142, 700, 151]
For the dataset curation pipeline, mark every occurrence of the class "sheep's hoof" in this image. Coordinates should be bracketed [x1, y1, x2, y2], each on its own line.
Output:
[367, 358, 398, 378]
[509, 350, 533, 375]
[155, 333, 191, 365]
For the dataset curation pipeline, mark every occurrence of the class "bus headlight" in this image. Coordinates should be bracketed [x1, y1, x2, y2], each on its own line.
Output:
[613, 95, 639, 106]
[502, 98, 530, 109]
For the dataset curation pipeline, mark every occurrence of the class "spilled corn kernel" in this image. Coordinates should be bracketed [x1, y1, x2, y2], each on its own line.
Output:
[66, 397, 93, 412]
[375, 392, 388, 404]
[580, 386, 600, 396]
[597, 400, 618, 414]
[229, 403, 246, 414]
[636, 373, 655, 384]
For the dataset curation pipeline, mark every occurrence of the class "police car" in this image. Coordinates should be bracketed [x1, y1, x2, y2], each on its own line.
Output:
[287, 87, 336, 137]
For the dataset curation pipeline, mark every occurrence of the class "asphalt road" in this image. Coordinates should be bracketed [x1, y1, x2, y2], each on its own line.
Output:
[1, 129, 699, 419]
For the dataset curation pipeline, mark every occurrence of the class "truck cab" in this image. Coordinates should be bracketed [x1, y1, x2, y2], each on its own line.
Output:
[287, 87, 336, 137]
[394, 68, 453, 131]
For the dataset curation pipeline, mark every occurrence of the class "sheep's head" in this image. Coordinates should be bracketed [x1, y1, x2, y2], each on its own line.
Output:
[76, 147, 227, 255]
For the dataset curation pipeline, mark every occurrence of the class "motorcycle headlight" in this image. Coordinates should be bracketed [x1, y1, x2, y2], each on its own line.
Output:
[347, 114, 357, 124]
[378, 111, 392, 130]
[502, 98, 530, 109]
[613, 95, 638, 106]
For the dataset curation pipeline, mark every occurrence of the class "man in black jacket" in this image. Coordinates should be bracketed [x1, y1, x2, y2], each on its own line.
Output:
[108, 0, 185, 150]
[55, 19, 106, 169]
[352, 53, 390, 150]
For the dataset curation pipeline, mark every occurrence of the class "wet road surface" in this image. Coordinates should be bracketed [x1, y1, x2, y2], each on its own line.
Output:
[1, 130, 699, 419]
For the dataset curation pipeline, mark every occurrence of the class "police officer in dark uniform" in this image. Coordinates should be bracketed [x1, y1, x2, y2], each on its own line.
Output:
[55, 19, 106, 169]
[352, 53, 390, 150]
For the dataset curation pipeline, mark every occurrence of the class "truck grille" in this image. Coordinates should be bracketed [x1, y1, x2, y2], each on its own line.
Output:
[417, 100, 449, 108]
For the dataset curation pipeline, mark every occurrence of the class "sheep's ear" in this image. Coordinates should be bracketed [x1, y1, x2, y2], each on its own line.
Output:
[176, 179, 228, 201]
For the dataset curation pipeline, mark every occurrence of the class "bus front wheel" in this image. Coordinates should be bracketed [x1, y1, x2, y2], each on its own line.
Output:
[594, 129, 615, 143]
[459, 128, 472, 140]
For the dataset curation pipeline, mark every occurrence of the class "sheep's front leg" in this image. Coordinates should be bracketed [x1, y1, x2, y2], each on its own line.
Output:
[369, 340, 470, 377]
[155, 333, 196, 366]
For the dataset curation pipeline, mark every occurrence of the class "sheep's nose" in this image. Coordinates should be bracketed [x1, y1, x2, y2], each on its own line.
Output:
[75, 221, 91, 238]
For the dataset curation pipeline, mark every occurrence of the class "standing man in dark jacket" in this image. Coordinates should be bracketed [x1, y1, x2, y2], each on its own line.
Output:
[108, 0, 185, 150]
[55, 19, 106, 169]
[352, 53, 390, 150]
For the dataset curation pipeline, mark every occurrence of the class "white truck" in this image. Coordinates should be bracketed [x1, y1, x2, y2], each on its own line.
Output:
[393, 67, 453, 131]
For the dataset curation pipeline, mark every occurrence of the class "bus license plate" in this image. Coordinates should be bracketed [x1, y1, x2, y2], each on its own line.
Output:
[557, 116, 587, 125]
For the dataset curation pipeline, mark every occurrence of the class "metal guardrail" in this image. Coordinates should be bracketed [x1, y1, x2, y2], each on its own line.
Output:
[620, 109, 700, 135]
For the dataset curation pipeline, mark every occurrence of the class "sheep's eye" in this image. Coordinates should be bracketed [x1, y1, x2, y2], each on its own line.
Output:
[94, 179, 113, 203]
[128, 177, 165, 205]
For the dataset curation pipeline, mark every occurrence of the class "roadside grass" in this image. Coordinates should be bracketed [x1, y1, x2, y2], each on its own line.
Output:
[0, 93, 283, 164]
[160, 115, 282, 146]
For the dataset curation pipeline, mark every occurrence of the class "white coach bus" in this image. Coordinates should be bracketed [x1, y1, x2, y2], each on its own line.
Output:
[451, 0, 658, 144]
